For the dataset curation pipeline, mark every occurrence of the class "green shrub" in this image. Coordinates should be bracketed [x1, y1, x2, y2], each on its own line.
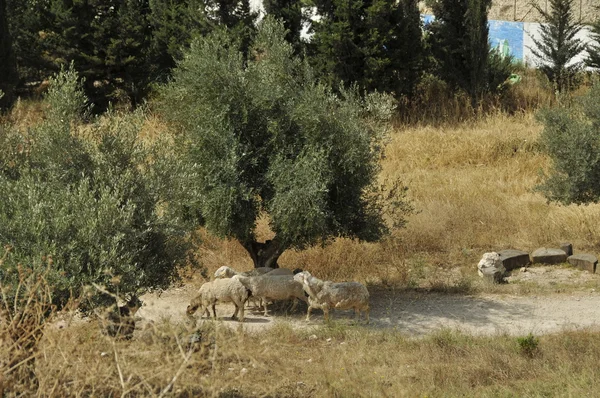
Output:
[537, 83, 600, 204]
[0, 65, 191, 310]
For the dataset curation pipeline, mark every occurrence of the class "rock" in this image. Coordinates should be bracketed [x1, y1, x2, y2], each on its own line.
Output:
[560, 242, 573, 256]
[567, 254, 598, 273]
[477, 252, 506, 283]
[498, 249, 531, 271]
[531, 248, 568, 265]
[520, 267, 527, 273]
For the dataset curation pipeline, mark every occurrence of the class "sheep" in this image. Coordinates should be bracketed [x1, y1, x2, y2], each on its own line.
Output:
[293, 271, 370, 323]
[214, 266, 294, 308]
[186, 277, 249, 322]
[235, 274, 307, 316]
[101, 295, 143, 340]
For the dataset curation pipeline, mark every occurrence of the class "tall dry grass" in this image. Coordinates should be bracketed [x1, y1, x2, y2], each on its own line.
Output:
[19, 320, 600, 397]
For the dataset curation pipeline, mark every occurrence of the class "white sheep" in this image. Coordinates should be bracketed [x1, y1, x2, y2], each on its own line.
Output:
[294, 271, 370, 323]
[214, 266, 294, 308]
[186, 277, 249, 322]
[235, 274, 307, 316]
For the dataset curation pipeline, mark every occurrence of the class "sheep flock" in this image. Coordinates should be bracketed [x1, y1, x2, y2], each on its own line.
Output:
[186, 266, 370, 324]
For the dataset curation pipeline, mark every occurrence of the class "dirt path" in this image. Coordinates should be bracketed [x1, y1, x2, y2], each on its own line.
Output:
[137, 283, 600, 337]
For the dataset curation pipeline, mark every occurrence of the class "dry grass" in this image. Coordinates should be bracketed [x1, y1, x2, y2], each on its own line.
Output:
[14, 319, 600, 397]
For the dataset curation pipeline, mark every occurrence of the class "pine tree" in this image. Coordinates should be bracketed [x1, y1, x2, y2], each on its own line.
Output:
[529, 0, 586, 93]
[309, 0, 423, 99]
[147, 0, 207, 83]
[6, 0, 51, 83]
[586, 16, 600, 69]
[263, 0, 304, 53]
[202, 0, 258, 57]
[47, 0, 153, 109]
[426, 0, 493, 105]
[0, 0, 17, 109]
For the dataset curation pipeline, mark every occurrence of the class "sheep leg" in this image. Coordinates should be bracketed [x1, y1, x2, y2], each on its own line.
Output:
[305, 305, 312, 322]
[263, 299, 269, 317]
[236, 299, 245, 322]
[232, 298, 245, 322]
[289, 298, 298, 314]
[323, 306, 330, 322]
[211, 303, 217, 319]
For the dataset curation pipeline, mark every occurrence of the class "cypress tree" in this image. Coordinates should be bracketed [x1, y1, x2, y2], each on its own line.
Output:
[309, 0, 423, 99]
[203, 0, 258, 57]
[0, 0, 17, 109]
[426, 0, 493, 105]
[47, 0, 153, 109]
[263, 0, 304, 53]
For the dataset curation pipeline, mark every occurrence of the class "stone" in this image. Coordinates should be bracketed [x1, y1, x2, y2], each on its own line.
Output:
[531, 248, 568, 265]
[567, 254, 598, 273]
[477, 252, 506, 283]
[498, 249, 531, 271]
[560, 242, 573, 256]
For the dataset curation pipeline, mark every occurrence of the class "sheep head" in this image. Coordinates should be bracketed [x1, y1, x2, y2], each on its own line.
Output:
[214, 266, 236, 279]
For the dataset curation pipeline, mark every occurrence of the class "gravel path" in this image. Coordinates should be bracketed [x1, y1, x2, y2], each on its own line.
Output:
[137, 284, 600, 337]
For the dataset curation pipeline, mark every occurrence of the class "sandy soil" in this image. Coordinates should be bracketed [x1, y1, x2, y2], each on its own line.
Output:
[136, 267, 600, 337]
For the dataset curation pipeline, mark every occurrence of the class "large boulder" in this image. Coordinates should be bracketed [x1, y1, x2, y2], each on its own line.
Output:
[477, 252, 506, 283]
[567, 254, 598, 273]
[498, 249, 530, 271]
[531, 248, 568, 265]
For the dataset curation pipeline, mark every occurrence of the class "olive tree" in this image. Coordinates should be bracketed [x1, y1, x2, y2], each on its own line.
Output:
[158, 17, 410, 268]
[537, 83, 600, 204]
[0, 65, 191, 310]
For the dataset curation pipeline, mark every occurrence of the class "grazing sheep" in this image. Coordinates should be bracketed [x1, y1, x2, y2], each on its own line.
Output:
[102, 295, 143, 340]
[214, 266, 294, 308]
[235, 275, 307, 316]
[294, 271, 370, 323]
[186, 278, 249, 322]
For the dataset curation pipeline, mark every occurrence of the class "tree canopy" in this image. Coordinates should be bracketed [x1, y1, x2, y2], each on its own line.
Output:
[158, 17, 409, 268]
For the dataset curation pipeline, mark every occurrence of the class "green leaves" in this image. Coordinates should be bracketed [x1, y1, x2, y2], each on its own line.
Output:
[159, 17, 406, 260]
[538, 84, 600, 204]
[0, 68, 190, 310]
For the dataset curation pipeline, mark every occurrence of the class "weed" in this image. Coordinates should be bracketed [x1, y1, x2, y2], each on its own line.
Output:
[517, 333, 540, 357]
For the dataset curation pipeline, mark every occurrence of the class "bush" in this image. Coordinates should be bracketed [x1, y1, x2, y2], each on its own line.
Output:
[537, 83, 600, 204]
[0, 65, 191, 310]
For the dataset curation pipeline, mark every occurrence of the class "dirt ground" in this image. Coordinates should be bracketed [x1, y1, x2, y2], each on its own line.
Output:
[136, 266, 600, 337]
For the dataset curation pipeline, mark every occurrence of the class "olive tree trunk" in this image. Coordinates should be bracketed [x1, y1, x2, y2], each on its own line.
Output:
[242, 238, 286, 269]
